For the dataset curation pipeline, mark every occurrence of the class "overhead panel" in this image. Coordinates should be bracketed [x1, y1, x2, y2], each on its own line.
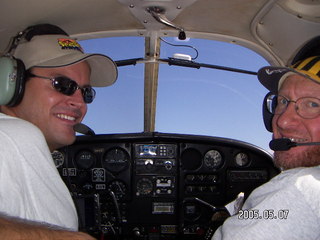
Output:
[253, 0, 320, 66]
[117, 0, 198, 34]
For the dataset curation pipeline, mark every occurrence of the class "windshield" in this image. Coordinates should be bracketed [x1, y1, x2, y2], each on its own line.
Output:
[80, 37, 272, 151]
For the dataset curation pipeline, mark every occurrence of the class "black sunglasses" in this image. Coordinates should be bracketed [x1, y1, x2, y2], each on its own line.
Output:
[27, 72, 96, 103]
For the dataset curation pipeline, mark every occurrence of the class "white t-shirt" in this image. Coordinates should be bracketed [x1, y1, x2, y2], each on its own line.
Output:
[213, 166, 320, 240]
[0, 113, 78, 230]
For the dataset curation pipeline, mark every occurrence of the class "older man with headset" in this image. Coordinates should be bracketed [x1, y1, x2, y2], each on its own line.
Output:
[0, 24, 117, 239]
[213, 55, 320, 239]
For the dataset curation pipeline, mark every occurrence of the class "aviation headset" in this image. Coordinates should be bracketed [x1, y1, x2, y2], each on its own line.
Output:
[262, 92, 274, 132]
[0, 38, 26, 107]
[0, 24, 68, 107]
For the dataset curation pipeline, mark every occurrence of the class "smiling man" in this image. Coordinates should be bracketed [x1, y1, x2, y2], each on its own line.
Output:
[5, 62, 90, 152]
[212, 56, 320, 240]
[0, 24, 117, 239]
[261, 56, 320, 170]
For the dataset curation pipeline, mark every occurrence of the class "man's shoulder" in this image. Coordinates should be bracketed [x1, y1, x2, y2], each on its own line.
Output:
[279, 166, 320, 180]
[288, 166, 320, 189]
[0, 113, 50, 158]
[253, 166, 320, 203]
[249, 167, 320, 198]
[0, 113, 44, 138]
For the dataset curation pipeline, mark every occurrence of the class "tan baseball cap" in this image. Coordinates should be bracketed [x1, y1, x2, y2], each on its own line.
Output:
[13, 34, 118, 87]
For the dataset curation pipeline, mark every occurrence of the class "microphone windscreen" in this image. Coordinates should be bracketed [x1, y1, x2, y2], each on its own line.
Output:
[73, 123, 95, 136]
[269, 138, 294, 151]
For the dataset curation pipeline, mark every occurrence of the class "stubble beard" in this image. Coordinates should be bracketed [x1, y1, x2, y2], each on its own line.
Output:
[274, 146, 320, 170]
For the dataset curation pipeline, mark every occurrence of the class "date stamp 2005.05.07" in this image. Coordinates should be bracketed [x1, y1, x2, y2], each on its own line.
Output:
[238, 209, 289, 220]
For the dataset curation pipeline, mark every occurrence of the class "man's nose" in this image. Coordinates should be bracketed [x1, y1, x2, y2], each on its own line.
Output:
[67, 89, 86, 108]
[275, 102, 300, 129]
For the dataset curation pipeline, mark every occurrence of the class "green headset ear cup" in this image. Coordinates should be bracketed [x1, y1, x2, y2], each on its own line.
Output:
[7, 58, 26, 107]
[0, 56, 26, 107]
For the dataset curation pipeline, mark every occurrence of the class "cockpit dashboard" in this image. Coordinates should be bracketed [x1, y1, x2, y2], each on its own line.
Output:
[54, 132, 279, 239]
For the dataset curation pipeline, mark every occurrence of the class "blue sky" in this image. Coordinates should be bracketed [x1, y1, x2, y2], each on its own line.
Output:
[79, 37, 273, 152]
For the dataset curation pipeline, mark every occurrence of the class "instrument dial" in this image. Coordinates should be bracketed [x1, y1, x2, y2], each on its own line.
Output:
[108, 180, 127, 200]
[75, 150, 96, 169]
[102, 148, 129, 173]
[235, 152, 250, 167]
[181, 148, 202, 170]
[136, 178, 153, 196]
[52, 150, 65, 168]
[204, 150, 223, 169]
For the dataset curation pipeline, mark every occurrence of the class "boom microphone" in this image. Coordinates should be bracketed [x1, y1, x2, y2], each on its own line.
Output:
[269, 138, 320, 151]
[73, 123, 95, 136]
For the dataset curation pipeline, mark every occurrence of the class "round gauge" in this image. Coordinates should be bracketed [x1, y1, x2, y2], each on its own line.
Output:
[136, 178, 153, 196]
[204, 150, 223, 169]
[108, 180, 127, 201]
[75, 150, 96, 169]
[51, 150, 65, 168]
[235, 152, 250, 167]
[102, 148, 129, 173]
[181, 148, 202, 170]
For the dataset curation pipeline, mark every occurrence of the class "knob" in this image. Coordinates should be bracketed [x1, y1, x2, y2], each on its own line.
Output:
[133, 227, 141, 237]
[164, 160, 173, 170]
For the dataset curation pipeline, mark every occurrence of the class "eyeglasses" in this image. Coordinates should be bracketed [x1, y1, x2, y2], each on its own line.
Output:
[266, 94, 320, 119]
[27, 72, 96, 104]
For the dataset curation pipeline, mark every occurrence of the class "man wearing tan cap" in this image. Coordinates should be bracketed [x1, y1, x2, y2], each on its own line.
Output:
[0, 24, 117, 239]
[212, 56, 320, 239]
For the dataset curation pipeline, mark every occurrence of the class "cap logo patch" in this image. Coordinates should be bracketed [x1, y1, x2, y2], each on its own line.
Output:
[265, 69, 287, 75]
[58, 38, 83, 53]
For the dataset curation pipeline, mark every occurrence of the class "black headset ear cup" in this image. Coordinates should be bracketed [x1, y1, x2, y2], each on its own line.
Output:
[0, 56, 26, 107]
[262, 92, 274, 132]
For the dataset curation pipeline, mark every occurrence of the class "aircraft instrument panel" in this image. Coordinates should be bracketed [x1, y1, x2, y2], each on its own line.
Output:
[55, 132, 279, 240]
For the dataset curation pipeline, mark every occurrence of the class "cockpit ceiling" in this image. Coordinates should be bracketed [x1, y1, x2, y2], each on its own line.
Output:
[0, 0, 319, 65]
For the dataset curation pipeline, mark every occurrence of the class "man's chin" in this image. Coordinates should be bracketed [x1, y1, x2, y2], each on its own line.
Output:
[52, 133, 76, 150]
[274, 146, 320, 170]
[64, 134, 76, 146]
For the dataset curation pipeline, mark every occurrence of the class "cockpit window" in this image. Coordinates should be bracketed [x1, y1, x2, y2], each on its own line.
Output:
[80, 37, 145, 133]
[80, 37, 272, 151]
